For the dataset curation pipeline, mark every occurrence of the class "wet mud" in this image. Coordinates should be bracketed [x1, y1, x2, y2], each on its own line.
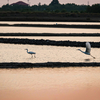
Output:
[0, 24, 100, 29]
[0, 33, 100, 36]
[0, 62, 100, 68]
[0, 38, 100, 47]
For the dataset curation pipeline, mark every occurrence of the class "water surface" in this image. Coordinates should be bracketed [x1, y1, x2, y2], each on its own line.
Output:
[0, 21, 100, 100]
[0, 43, 99, 63]
[0, 67, 100, 100]
[0, 26, 100, 33]
[0, 21, 100, 25]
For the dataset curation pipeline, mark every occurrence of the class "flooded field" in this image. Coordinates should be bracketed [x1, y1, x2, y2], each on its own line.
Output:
[0, 43, 99, 63]
[0, 26, 100, 33]
[0, 67, 100, 100]
[0, 21, 100, 100]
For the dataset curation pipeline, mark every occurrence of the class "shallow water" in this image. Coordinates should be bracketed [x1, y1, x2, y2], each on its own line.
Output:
[0, 36, 100, 42]
[0, 21, 100, 100]
[0, 43, 99, 63]
[0, 21, 100, 25]
[0, 67, 100, 100]
[0, 26, 100, 33]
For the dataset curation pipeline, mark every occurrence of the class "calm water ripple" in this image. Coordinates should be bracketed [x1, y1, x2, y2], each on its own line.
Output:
[0, 67, 100, 100]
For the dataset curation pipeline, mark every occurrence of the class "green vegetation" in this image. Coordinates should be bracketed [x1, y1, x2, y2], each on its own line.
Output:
[86, 4, 100, 13]
[0, 3, 87, 13]
[0, 0, 100, 21]
[0, 1, 100, 13]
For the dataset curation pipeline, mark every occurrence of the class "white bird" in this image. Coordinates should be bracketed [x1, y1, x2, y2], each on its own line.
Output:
[25, 49, 36, 58]
[78, 42, 95, 59]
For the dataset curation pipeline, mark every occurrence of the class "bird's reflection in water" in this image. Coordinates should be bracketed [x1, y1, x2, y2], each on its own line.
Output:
[84, 59, 91, 61]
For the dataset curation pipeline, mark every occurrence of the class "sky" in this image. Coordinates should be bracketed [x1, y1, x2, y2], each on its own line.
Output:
[0, 0, 100, 7]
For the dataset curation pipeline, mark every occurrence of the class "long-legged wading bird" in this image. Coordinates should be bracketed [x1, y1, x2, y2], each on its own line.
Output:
[25, 49, 36, 58]
[78, 42, 95, 59]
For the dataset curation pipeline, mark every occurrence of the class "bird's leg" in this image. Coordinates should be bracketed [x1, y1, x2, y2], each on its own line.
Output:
[34, 54, 36, 58]
[31, 54, 33, 58]
[90, 55, 95, 59]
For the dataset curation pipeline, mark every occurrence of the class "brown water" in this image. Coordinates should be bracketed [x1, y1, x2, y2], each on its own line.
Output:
[1, 36, 100, 42]
[0, 26, 100, 33]
[0, 67, 100, 100]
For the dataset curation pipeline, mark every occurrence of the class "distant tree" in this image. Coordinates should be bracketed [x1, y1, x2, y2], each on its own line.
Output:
[54, 9, 60, 13]
[86, 4, 100, 13]
[61, 9, 67, 13]
[0, 2, 87, 13]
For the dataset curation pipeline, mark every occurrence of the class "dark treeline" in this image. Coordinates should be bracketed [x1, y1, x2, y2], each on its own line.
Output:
[0, 2, 100, 13]
[0, 3, 87, 13]
[0, 1, 100, 22]
[87, 4, 100, 13]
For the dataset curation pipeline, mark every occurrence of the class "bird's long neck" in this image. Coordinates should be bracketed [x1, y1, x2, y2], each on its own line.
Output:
[26, 49, 28, 53]
[78, 49, 85, 54]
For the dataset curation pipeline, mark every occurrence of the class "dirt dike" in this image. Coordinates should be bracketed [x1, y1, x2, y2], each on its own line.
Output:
[0, 62, 100, 68]
[0, 38, 100, 48]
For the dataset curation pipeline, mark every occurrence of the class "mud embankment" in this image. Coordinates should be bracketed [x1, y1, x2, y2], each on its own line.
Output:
[0, 62, 100, 68]
[0, 24, 100, 29]
[0, 16, 100, 22]
[0, 38, 100, 47]
[0, 33, 100, 36]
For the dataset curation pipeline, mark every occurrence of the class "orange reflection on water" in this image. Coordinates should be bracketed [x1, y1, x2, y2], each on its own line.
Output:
[0, 67, 100, 100]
